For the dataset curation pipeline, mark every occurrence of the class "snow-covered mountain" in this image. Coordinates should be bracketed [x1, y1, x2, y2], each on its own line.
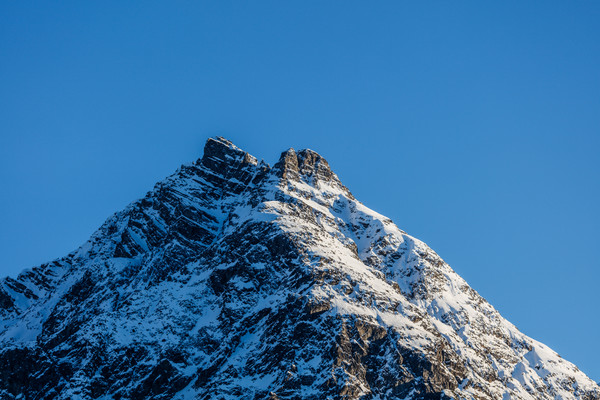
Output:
[0, 137, 597, 400]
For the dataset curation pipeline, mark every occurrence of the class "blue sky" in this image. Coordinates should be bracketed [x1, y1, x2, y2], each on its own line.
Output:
[1, 1, 599, 381]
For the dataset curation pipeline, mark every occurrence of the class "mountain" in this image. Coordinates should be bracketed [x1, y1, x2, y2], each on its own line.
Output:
[0, 137, 597, 400]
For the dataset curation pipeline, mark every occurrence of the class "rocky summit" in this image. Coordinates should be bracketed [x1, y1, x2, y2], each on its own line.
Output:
[0, 137, 598, 400]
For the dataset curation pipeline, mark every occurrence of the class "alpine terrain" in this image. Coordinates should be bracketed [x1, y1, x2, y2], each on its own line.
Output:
[0, 137, 597, 400]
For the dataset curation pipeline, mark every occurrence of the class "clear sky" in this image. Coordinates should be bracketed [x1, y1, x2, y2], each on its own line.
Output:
[1, 1, 598, 382]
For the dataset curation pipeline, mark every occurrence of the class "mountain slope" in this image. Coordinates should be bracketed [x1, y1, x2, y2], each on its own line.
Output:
[0, 137, 597, 400]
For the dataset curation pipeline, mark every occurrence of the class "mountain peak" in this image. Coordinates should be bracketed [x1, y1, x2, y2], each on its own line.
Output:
[274, 146, 336, 184]
[0, 139, 597, 400]
[197, 136, 258, 172]
[296, 148, 334, 180]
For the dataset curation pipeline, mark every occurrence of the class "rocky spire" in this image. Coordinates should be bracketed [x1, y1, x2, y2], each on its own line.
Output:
[273, 146, 353, 200]
[194, 137, 261, 194]
[274, 147, 335, 182]
[273, 148, 300, 180]
[197, 136, 258, 173]
[296, 148, 335, 181]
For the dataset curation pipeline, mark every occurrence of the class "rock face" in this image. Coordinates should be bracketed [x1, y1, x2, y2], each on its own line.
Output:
[0, 137, 598, 400]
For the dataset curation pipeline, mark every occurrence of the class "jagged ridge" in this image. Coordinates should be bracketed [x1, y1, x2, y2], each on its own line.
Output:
[0, 137, 598, 400]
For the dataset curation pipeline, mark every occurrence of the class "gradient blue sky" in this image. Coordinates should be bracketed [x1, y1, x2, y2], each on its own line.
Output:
[1, 1, 599, 381]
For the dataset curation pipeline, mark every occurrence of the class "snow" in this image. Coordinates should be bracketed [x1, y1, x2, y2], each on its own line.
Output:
[0, 139, 597, 399]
